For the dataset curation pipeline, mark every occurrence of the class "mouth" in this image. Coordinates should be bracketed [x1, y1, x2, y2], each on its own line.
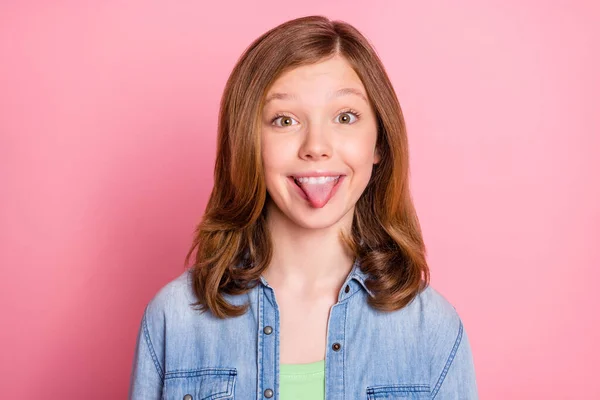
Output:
[290, 175, 342, 186]
[286, 174, 346, 208]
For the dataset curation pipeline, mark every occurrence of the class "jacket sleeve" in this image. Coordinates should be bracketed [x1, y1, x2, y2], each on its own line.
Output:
[128, 305, 165, 400]
[430, 318, 479, 399]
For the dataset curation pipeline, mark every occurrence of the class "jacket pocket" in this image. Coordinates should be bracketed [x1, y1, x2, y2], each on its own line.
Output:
[367, 384, 430, 399]
[163, 368, 237, 400]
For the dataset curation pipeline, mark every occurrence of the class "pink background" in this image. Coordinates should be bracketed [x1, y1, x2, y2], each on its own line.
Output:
[1, 1, 598, 398]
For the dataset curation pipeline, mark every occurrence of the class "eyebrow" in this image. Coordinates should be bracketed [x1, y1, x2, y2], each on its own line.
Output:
[263, 87, 369, 106]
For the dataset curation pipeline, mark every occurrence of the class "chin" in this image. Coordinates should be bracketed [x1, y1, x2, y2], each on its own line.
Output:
[286, 203, 355, 231]
[290, 214, 343, 230]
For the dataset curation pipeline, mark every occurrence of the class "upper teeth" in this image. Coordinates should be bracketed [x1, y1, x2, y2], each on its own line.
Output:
[295, 176, 340, 184]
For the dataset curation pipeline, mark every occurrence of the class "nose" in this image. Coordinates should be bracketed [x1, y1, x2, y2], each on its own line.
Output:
[299, 123, 332, 161]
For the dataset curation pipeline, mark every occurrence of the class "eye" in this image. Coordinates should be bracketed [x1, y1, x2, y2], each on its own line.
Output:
[272, 115, 299, 127]
[335, 111, 360, 124]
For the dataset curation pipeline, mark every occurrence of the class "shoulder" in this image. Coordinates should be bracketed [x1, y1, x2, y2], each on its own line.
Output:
[145, 268, 196, 316]
[142, 269, 250, 337]
[380, 283, 462, 337]
[141, 269, 205, 345]
[407, 285, 475, 388]
[359, 282, 465, 348]
[411, 284, 462, 332]
[408, 285, 465, 351]
[381, 284, 466, 360]
[410, 286, 478, 396]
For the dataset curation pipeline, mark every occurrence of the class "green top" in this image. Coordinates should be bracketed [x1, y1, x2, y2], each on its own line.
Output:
[279, 359, 325, 400]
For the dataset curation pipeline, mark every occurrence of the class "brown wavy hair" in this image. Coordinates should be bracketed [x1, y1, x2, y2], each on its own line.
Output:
[184, 15, 429, 318]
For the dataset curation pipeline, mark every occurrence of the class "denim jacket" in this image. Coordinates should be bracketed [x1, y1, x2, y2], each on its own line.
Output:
[129, 260, 478, 399]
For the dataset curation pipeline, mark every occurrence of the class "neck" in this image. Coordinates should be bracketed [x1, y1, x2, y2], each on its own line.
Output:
[262, 201, 355, 293]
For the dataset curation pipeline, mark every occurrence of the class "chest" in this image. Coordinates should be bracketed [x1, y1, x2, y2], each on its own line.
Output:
[160, 285, 434, 400]
[277, 294, 333, 363]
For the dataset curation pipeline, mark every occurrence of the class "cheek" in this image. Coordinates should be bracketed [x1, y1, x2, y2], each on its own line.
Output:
[261, 136, 295, 174]
[339, 134, 378, 167]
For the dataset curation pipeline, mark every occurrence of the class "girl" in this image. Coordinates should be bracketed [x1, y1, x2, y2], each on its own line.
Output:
[129, 15, 478, 400]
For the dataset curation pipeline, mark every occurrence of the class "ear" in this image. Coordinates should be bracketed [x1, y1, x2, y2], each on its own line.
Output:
[373, 146, 381, 165]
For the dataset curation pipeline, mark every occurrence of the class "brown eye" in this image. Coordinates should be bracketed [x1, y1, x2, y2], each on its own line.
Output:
[273, 115, 298, 127]
[337, 112, 358, 124]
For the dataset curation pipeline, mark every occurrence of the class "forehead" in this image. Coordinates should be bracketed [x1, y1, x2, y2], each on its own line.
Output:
[266, 55, 366, 96]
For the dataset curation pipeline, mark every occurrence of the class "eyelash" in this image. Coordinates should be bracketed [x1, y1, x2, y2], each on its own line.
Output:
[270, 109, 362, 126]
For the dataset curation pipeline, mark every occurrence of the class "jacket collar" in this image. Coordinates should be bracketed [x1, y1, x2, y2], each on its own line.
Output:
[347, 258, 374, 297]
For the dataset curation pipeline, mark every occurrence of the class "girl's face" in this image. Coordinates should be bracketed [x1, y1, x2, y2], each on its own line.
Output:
[261, 55, 380, 230]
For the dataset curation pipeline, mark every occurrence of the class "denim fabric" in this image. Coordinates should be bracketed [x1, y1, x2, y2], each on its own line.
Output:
[129, 260, 478, 399]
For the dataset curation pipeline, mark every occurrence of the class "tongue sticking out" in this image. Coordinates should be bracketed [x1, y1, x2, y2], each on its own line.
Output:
[296, 178, 339, 208]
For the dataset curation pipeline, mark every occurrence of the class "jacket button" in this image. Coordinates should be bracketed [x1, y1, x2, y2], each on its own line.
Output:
[263, 326, 273, 335]
[344, 285, 350, 293]
[183, 395, 193, 400]
[264, 388, 274, 398]
[332, 342, 341, 351]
